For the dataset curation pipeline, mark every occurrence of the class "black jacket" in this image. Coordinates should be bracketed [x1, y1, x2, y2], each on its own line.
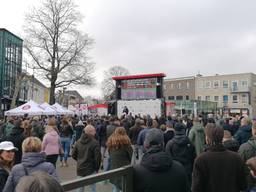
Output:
[166, 132, 196, 178]
[72, 133, 101, 176]
[133, 146, 189, 192]
[0, 167, 8, 192]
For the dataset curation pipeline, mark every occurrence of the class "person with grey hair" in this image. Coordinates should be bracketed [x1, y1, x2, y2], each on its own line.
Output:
[15, 171, 63, 192]
[133, 128, 189, 192]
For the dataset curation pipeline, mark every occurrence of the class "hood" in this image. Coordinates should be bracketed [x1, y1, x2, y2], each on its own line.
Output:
[79, 133, 93, 144]
[241, 125, 251, 132]
[141, 146, 173, 172]
[76, 121, 84, 126]
[22, 152, 46, 167]
[172, 134, 190, 146]
[193, 123, 204, 132]
[248, 138, 256, 148]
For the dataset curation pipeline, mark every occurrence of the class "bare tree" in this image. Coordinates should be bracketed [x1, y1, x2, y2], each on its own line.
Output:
[101, 66, 130, 99]
[24, 0, 94, 104]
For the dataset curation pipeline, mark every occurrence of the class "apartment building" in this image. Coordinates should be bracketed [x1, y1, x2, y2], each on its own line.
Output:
[195, 73, 256, 117]
[164, 76, 195, 101]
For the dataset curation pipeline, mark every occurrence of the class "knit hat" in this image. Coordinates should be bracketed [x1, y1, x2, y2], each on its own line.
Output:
[174, 123, 186, 132]
[144, 128, 164, 147]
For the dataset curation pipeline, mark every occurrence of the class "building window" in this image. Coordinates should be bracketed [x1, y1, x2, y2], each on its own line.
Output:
[232, 95, 238, 103]
[186, 82, 190, 89]
[213, 81, 219, 88]
[163, 84, 167, 90]
[168, 96, 175, 100]
[205, 81, 211, 88]
[198, 81, 204, 88]
[214, 96, 219, 102]
[198, 96, 202, 100]
[176, 95, 183, 100]
[223, 80, 228, 88]
[186, 95, 189, 100]
[242, 94, 248, 103]
[241, 80, 248, 87]
[232, 81, 238, 91]
[223, 95, 228, 103]
[205, 96, 210, 101]
[177, 83, 182, 89]
[170, 83, 174, 89]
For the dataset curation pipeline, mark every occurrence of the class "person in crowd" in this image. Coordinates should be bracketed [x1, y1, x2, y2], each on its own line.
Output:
[72, 125, 101, 192]
[2, 119, 25, 165]
[107, 127, 133, 192]
[74, 120, 85, 141]
[30, 116, 44, 140]
[246, 157, 256, 191]
[1, 117, 15, 138]
[15, 171, 64, 192]
[152, 119, 159, 129]
[192, 123, 247, 192]
[59, 117, 73, 167]
[0, 141, 17, 192]
[129, 118, 143, 165]
[3, 137, 59, 192]
[133, 128, 189, 192]
[21, 120, 31, 138]
[166, 122, 196, 189]
[123, 106, 129, 115]
[163, 121, 175, 146]
[234, 117, 252, 145]
[222, 130, 239, 152]
[42, 118, 60, 167]
[188, 117, 205, 156]
[239, 121, 256, 162]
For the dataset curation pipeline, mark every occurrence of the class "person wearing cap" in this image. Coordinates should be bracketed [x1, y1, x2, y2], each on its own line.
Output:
[133, 128, 189, 192]
[0, 141, 17, 192]
[166, 122, 196, 189]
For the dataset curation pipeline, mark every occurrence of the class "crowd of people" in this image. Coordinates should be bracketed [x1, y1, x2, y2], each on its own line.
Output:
[0, 112, 255, 191]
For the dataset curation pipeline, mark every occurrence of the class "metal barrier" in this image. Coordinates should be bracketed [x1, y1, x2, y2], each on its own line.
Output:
[61, 165, 133, 192]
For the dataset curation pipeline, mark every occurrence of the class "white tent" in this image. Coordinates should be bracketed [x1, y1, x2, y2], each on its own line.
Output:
[39, 102, 57, 116]
[5, 100, 45, 116]
[51, 103, 74, 115]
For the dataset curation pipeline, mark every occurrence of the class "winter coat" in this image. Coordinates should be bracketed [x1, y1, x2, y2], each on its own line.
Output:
[74, 124, 84, 141]
[109, 145, 133, 190]
[129, 125, 143, 145]
[0, 167, 9, 192]
[72, 133, 101, 176]
[59, 124, 73, 138]
[166, 131, 196, 182]
[2, 127, 25, 165]
[223, 139, 240, 152]
[133, 146, 189, 192]
[189, 122, 205, 156]
[96, 123, 107, 147]
[3, 152, 59, 192]
[30, 120, 44, 140]
[163, 129, 175, 146]
[42, 130, 60, 155]
[239, 137, 256, 162]
[234, 125, 252, 145]
[192, 145, 247, 192]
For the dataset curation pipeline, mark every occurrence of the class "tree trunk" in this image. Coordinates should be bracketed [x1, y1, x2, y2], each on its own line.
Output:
[49, 81, 56, 105]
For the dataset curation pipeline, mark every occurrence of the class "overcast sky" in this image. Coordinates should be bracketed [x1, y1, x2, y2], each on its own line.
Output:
[1, 0, 256, 98]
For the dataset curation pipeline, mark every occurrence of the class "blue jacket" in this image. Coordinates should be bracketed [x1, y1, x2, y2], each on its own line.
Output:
[234, 125, 252, 145]
[3, 152, 59, 192]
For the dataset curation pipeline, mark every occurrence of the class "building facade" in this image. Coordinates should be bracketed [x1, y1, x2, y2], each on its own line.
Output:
[19, 75, 50, 104]
[195, 73, 256, 117]
[164, 76, 195, 101]
[0, 28, 23, 111]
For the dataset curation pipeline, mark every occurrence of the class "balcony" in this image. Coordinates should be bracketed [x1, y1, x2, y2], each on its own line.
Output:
[230, 86, 250, 93]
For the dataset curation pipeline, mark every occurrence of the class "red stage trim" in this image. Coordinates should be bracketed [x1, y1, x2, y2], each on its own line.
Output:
[112, 73, 166, 80]
[88, 104, 108, 110]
